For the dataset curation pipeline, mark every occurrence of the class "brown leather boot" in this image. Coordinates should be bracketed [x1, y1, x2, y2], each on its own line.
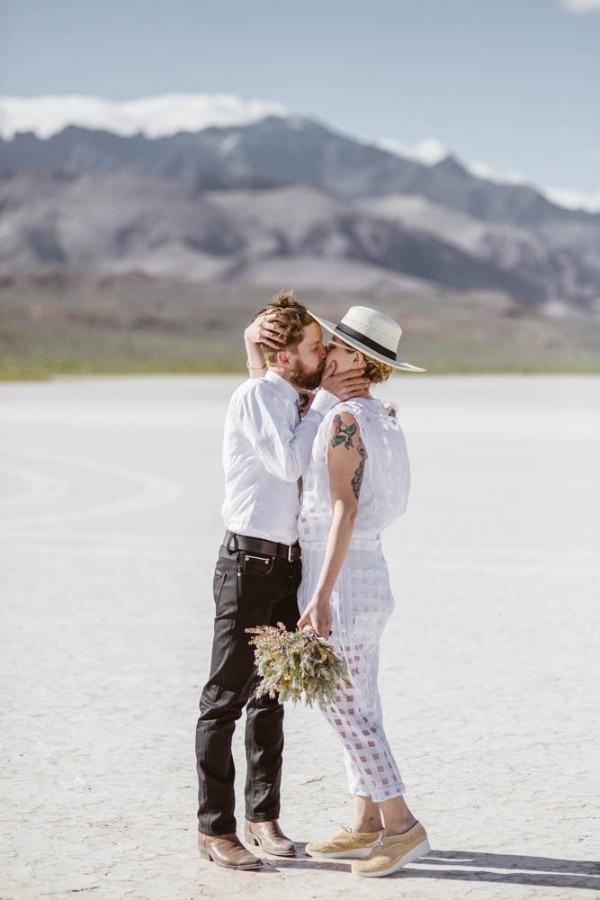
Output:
[197, 832, 263, 870]
[244, 820, 296, 857]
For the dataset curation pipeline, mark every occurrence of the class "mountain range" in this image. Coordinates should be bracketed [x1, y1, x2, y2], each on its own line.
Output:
[1, 105, 599, 318]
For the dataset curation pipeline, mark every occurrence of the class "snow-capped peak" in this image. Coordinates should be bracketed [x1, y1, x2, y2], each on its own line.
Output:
[0, 93, 290, 140]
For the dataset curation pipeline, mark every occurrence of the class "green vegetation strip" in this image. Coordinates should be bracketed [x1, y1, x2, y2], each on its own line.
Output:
[2, 321, 599, 379]
[2, 280, 599, 379]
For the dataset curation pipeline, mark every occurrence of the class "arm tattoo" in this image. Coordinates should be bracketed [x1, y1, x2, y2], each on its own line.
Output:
[351, 439, 367, 500]
[330, 414, 357, 449]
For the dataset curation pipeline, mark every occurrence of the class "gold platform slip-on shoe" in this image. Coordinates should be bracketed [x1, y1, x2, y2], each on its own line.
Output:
[197, 832, 263, 870]
[351, 822, 430, 877]
[244, 820, 296, 857]
[305, 826, 384, 859]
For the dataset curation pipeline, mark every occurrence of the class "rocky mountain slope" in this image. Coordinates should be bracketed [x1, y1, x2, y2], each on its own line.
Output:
[2, 172, 598, 313]
[1, 113, 599, 315]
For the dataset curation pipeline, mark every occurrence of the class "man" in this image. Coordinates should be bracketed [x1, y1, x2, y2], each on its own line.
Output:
[195, 292, 369, 870]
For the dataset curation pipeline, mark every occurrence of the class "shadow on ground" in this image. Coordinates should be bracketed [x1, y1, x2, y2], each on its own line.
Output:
[275, 847, 600, 889]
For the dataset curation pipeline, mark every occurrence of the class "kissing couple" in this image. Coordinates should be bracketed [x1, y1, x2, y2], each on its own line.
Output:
[194, 291, 430, 878]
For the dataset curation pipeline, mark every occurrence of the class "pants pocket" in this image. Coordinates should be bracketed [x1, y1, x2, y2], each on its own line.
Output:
[212, 556, 239, 620]
[240, 553, 275, 577]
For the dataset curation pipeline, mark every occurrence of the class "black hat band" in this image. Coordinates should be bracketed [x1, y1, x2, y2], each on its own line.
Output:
[336, 323, 396, 361]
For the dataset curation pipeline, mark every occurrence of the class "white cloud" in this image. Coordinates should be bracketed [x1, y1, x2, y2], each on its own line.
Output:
[542, 186, 600, 212]
[466, 160, 528, 185]
[372, 137, 529, 185]
[371, 136, 448, 165]
[0, 93, 290, 140]
[559, 0, 600, 13]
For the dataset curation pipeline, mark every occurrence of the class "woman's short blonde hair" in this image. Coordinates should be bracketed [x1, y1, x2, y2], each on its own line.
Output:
[363, 355, 394, 384]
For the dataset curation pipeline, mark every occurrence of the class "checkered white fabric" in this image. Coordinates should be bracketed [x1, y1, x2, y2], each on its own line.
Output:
[298, 397, 410, 802]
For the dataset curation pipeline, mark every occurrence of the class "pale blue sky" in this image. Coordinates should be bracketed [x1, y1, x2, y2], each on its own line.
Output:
[1, 0, 598, 199]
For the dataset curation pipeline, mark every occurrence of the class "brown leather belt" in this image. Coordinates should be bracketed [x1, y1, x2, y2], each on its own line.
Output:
[224, 531, 301, 563]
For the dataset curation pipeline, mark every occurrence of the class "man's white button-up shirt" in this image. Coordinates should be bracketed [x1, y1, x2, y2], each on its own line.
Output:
[221, 370, 338, 545]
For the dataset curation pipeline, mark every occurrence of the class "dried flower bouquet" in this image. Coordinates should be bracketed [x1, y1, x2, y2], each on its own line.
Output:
[246, 622, 351, 709]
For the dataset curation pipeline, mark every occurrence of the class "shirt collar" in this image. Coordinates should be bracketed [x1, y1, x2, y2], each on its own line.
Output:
[264, 368, 300, 404]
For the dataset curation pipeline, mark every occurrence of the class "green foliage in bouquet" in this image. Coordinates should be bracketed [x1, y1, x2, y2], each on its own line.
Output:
[246, 623, 351, 709]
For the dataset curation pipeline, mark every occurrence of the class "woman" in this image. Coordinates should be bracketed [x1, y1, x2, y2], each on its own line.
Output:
[296, 306, 430, 878]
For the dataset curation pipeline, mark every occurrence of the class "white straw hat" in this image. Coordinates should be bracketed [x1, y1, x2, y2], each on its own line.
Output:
[310, 306, 426, 372]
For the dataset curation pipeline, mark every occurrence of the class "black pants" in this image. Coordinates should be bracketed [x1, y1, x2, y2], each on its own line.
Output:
[195, 542, 301, 835]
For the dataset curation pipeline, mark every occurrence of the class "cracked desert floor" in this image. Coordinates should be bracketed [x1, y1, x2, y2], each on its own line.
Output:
[1, 375, 599, 899]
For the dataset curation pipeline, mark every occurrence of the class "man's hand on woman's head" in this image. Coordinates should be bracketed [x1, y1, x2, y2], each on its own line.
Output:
[244, 311, 289, 349]
[320, 357, 370, 401]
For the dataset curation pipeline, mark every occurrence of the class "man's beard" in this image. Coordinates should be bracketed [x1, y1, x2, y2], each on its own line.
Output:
[289, 357, 325, 390]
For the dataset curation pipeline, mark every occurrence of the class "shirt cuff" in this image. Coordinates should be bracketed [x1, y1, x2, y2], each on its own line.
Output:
[310, 389, 339, 417]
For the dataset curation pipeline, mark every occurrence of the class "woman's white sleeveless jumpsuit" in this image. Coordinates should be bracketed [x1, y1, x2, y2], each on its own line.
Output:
[298, 397, 411, 802]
